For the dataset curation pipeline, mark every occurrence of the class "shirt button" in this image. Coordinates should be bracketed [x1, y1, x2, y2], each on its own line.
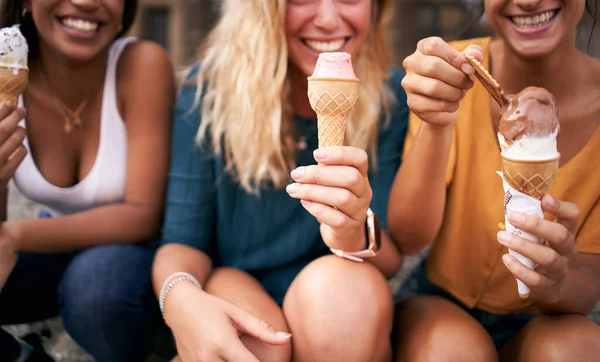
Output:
[498, 222, 505, 230]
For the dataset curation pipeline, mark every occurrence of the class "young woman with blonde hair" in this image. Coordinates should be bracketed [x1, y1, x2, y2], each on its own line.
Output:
[152, 0, 408, 360]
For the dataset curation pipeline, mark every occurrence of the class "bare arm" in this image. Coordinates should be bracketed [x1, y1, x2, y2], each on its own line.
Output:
[386, 37, 481, 254]
[388, 123, 454, 254]
[6, 42, 175, 252]
[152, 243, 213, 301]
[371, 230, 401, 278]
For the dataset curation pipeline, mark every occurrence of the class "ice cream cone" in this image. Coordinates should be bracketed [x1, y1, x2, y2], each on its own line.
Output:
[0, 66, 28, 104]
[500, 155, 560, 200]
[307, 77, 359, 148]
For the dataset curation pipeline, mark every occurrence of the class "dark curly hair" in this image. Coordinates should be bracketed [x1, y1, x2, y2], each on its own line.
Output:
[0, 0, 139, 61]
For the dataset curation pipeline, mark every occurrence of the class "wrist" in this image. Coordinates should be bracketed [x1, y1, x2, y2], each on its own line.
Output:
[163, 280, 203, 326]
[160, 272, 202, 321]
[421, 121, 455, 134]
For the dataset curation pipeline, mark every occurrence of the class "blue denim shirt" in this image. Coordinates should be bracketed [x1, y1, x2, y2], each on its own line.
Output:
[161, 67, 408, 275]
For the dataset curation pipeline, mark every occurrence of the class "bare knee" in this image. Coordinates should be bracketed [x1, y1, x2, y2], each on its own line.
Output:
[395, 296, 497, 362]
[284, 256, 393, 361]
[501, 315, 600, 362]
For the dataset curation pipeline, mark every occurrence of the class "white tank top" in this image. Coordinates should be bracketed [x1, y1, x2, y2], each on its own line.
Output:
[13, 37, 136, 216]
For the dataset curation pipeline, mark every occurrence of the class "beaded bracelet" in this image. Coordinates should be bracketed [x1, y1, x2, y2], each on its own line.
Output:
[159, 272, 202, 318]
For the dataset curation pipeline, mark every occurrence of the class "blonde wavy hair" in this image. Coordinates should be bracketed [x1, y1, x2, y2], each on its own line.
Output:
[193, 0, 395, 193]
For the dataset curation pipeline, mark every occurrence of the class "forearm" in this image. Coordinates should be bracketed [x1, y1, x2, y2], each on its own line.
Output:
[388, 123, 454, 254]
[8, 202, 162, 252]
[368, 231, 402, 278]
[151, 243, 213, 298]
[538, 268, 600, 316]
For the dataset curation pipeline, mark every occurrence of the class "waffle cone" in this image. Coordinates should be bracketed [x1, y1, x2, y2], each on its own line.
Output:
[501, 155, 560, 200]
[307, 77, 359, 148]
[0, 66, 28, 104]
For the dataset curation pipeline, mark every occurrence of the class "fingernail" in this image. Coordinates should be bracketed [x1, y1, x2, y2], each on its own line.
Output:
[508, 211, 525, 225]
[502, 254, 512, 264]
[300, 199, 311, 207]
[497, 231, 511, 244]
[286, 183, 299, 194]
[544, 194, 556, 209]
[276, 331, 292, 339]
[290, 167, 304, 180]
[461, 63, 474, 75]
[314, 149, 326, 160]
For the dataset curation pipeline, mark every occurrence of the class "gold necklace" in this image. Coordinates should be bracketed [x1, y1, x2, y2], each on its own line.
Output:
[38, 63, 91, 133]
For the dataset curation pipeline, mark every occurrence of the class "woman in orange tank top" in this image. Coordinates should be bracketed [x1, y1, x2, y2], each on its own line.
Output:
[389, 0, 600, 361]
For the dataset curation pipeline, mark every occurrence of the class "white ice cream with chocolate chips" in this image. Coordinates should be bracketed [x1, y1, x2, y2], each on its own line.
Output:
[0, 26, 28, 72]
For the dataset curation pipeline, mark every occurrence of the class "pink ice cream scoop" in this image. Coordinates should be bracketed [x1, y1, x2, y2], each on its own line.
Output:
[310, 52, 358, 79]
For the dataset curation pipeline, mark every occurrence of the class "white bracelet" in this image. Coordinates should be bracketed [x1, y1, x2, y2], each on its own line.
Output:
[159, 272, 202, 318]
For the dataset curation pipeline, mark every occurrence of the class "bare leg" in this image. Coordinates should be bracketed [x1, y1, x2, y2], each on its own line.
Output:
[283, 255, 393, 362]
[499, 314, 600, 362]
[172, 267, 291, 362]
[394, 295, 498, 362]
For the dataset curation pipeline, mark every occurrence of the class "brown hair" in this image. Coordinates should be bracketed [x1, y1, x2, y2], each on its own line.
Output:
[0, 0, 139, 60]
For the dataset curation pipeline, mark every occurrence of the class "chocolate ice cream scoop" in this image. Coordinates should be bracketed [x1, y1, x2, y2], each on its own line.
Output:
[499, 87, 559, 143]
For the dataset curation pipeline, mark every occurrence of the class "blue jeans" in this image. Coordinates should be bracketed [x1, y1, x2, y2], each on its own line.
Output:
[395, 261, 538, 348]
[0, 244, 160, 362]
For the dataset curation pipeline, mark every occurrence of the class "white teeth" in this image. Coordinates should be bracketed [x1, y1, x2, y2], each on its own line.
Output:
[304, 39, 345, 53]
[61, 18, 98, 32]
[511, 10, 556, 28]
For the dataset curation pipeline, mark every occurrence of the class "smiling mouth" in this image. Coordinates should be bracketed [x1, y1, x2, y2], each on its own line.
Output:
[302, 38, 348, 53]
[59, 17, 100, 33]
[509, 9, 560, 29]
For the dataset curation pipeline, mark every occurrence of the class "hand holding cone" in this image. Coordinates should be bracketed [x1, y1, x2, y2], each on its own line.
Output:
[468, 55, 560, 298]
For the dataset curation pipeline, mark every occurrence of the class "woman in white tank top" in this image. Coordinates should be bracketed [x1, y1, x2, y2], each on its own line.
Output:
[0, 1, 175, 361]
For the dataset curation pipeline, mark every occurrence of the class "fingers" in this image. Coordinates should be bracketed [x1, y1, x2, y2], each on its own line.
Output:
[404, 55, 472, 92]
[0, 126, 26, 162]
[220, 338, 260, 362]
[228, 305, 291, 346]
[541, 195, 579, 235]
[462, 44, 484, 62]
[290, 164, 369, 198]
[497, 231, 567, 280]
[507, 211, 576, 259]
[406, 93, 460, 114]
[0, 101, 16, 121]
[287, 183, 365, 221]
[313, 146, 369, 176]
[417, 37, 466, 70]
[502, 253, 552, 291]
[0, 104, 25, 145]
[300, 199, 360, 234]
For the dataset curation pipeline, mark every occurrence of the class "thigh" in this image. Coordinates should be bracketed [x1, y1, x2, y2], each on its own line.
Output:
[204, 267, 291, 362]
[59, 244, 160, 362]
[0, 252, 73, 324]
[394, 295, 498, 362]
[499, 314, 600, 362]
